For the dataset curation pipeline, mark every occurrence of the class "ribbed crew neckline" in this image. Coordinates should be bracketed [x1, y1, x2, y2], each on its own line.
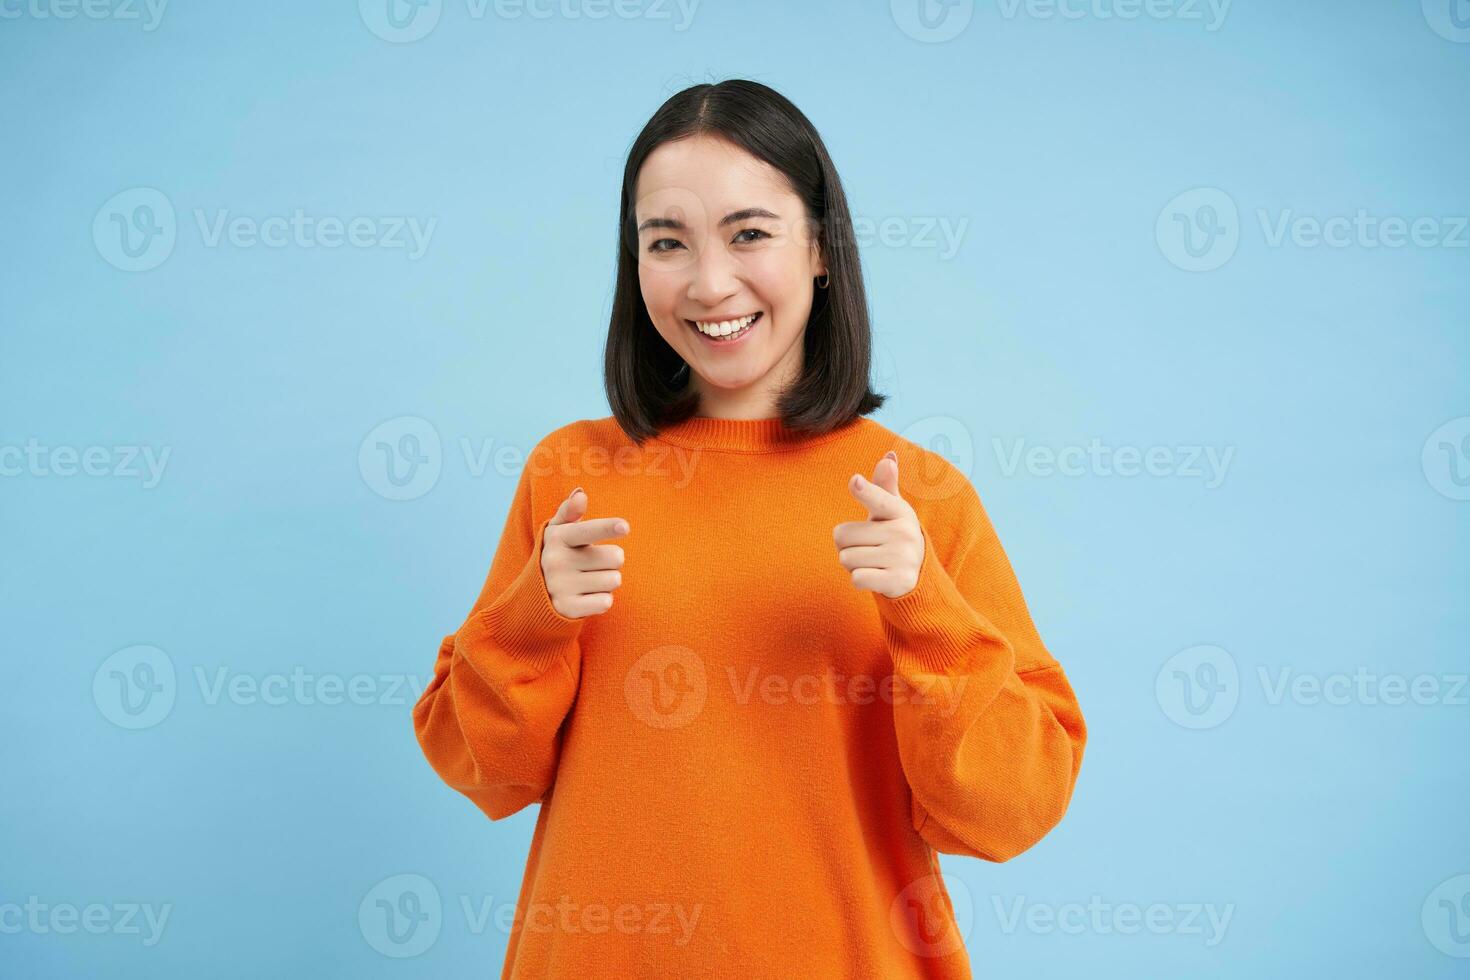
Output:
[652, 414, 866, 453]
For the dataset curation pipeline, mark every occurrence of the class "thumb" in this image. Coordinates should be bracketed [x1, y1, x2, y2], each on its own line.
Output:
[871, 450, 899, 496]
[547, 486, 586, 526]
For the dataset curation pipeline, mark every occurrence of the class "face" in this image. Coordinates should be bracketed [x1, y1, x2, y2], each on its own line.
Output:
[632, 134, 826, 411]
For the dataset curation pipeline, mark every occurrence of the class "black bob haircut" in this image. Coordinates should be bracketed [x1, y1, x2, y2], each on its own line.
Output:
[603, 78, 886, 445]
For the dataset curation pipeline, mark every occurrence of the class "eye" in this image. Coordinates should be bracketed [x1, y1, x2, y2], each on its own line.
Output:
[734, 228, 771, 244]
[647, 238, 685, 254]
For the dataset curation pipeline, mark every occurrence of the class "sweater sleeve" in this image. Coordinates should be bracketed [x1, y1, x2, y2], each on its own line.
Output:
[872, 478, 1086, 863]
[412, 459, 586, 821]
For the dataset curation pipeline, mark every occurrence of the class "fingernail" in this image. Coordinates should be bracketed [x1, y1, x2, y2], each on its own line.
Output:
[615, 520, 629, 534]
[852, 473, 865, 488]
[570, 486, 583, 498]
[884, 450, 897, 461]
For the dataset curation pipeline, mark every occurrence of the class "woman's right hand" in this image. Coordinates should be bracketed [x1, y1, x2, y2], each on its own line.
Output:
[541, 487, 630, 618]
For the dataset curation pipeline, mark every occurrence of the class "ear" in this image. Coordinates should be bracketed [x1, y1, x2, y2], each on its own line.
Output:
[806, 224, 826, 278]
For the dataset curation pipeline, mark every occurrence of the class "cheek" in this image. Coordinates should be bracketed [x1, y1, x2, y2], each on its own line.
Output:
[746, 253, 813, 314]
[638, 266, 682, 318]
[743, 251, 808, 302]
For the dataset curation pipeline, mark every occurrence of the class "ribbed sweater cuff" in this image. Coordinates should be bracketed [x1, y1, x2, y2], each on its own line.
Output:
[873, 524, 1014, 675]
[463, 516, 585, 672]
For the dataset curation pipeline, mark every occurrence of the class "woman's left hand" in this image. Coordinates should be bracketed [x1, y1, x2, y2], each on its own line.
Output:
[834, 450, 925, 600]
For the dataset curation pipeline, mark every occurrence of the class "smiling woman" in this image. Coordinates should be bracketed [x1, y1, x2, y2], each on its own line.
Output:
[412, 78, 1086, 980]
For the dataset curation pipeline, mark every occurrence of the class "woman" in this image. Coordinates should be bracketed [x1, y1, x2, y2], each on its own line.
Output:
[413, 78, 1086, 979]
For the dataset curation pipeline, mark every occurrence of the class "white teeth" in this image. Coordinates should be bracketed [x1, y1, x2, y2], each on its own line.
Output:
[692, 313, 758, 337]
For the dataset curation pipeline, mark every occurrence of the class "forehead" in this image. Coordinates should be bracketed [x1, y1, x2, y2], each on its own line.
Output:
[634, 135, 796, 219]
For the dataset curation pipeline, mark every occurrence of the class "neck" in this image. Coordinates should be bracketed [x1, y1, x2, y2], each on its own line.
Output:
[691, 386, 778, 420]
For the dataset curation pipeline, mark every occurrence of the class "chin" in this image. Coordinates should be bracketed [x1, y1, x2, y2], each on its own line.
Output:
[699, 366, 767, 390]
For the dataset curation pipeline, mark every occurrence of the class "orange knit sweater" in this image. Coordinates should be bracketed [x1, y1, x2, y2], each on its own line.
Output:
[412, 413, 1087, 979]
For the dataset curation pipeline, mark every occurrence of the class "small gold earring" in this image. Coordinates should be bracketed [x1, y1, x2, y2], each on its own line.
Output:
[816, 273, 829, 288]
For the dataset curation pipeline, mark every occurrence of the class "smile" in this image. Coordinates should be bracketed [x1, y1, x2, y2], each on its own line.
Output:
[685, 311, 761, 343]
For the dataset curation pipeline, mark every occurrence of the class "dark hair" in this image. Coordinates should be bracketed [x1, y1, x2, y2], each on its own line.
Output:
[604, 78, 885, 445]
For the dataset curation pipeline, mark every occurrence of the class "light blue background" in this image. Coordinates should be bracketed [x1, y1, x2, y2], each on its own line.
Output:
[2, 1, 1467, 976]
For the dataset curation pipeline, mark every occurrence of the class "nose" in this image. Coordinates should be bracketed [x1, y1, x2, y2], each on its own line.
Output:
[685, 239, 741, 308]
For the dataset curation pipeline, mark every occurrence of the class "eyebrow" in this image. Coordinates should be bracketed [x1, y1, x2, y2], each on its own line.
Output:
[636, 207, 780, 233]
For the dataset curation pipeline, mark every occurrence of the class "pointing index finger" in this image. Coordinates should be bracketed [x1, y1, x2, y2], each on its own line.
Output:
[849, 473, 905, 521]
[558, 516, 631, 548]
